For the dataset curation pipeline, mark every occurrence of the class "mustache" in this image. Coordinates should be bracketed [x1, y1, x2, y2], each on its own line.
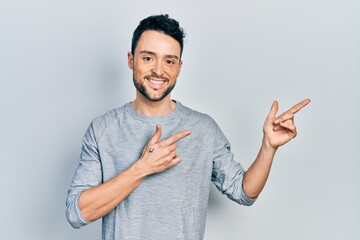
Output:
[145, 73, 169, 81]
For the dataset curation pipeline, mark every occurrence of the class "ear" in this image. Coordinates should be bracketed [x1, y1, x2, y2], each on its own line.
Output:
[127, 52, 134, 70]
[177, 60, 183, 76]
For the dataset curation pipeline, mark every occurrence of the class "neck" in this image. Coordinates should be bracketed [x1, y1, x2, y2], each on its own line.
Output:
[131, 93, 176, 116]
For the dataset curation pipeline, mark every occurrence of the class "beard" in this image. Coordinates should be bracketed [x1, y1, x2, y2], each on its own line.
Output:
[133, 73, 176, 101]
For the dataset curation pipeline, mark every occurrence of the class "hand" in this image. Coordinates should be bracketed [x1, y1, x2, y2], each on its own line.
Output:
[263, 99, 311, 149]
[137, 124, 191, 175]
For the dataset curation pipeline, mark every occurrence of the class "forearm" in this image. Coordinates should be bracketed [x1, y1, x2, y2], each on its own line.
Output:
[78, 162, 147, 222]
[243, 138, 277, 199]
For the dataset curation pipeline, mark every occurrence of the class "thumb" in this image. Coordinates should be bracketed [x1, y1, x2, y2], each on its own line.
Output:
[148, 124, 162, 146]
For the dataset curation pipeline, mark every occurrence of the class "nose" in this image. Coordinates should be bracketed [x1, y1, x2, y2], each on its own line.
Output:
[152, 60, 164, 76]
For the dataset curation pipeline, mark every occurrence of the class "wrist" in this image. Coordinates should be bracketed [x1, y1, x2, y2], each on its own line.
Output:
[126, 159, 152, 179]
[261, 137, 278, 155]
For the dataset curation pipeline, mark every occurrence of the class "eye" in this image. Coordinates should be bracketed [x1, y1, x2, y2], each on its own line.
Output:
[143, 57, 152, 62]
[166, 59, 175, 65]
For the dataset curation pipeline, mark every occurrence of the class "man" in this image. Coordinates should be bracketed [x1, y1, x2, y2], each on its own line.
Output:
[66, 14, 310, 239]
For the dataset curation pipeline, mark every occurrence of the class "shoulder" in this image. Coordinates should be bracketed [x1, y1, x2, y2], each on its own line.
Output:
[90, 104, 128, 139]
[178, 102, 226, 146]
[178, 102, 219, 129]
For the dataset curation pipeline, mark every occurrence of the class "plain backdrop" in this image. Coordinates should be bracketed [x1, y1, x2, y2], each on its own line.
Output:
[1, 0, 359, 239]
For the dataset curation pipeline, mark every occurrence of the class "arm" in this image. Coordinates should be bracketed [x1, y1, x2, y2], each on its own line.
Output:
[77, 164, 145, 223]
[67, 124, 191, 226]
[243, 99, 311, 198]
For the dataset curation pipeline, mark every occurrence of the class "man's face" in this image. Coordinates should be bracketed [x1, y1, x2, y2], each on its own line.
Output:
[128, 30, 182, 102]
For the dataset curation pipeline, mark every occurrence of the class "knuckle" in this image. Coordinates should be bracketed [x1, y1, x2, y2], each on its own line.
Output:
[165, 148, 171, 155]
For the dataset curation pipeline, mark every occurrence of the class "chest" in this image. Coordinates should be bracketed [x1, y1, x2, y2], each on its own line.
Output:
[97, 123, 215, 184]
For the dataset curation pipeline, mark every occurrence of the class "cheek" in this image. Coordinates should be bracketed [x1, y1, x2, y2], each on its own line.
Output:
[134, 63, 152, 75]
[133, 67, 145, 77]
[166, 67, 180, 78]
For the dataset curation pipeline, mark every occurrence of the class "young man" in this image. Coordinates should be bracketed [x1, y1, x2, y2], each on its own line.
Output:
[66, 14, 310, 239]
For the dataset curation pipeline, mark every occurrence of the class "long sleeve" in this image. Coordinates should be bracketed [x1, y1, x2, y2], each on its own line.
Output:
[66, 123, 102, 228]
[210, 122, 256, 206]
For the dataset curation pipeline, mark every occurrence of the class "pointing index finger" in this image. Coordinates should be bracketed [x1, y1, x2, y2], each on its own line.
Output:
[162, 130, 191, 146]
[289, 98, 311, 114]
[274, 98, 311, 124]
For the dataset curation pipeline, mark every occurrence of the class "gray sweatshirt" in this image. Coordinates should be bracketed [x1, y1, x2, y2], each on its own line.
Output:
[66, 101, 256, 240]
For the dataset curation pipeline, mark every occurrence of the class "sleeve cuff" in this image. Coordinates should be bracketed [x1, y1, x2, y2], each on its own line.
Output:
[240, 185, 257, 206]
[74, 194, 89, 227]
[66, 193, 89, 229]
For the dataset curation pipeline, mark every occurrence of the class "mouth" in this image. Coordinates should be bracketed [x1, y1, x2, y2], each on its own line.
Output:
[146, 77, 167, 90]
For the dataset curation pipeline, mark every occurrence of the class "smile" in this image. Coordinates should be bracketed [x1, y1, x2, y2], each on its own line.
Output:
[146, 78, 167, 89]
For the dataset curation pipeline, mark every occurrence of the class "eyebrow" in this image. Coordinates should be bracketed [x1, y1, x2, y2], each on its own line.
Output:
[139, 50, 179, 60]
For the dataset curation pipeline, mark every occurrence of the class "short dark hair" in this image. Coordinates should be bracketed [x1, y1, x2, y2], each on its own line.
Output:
[131, 14, 185, 58]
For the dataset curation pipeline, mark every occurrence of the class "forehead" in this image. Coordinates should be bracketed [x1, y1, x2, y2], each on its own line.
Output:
[135, 30, 181, 57]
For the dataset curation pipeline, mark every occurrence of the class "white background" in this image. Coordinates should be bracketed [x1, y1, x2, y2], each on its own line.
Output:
[1, 0, 359, 239]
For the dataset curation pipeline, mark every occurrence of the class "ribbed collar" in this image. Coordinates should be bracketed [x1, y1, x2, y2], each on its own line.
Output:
[125, 100, 183, 123]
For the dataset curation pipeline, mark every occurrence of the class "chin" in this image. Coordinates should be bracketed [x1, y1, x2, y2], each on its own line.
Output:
[147, 94, 168, 102]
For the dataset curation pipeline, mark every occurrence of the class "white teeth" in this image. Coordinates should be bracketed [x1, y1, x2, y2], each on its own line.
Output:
[149, 79, 165, 84]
